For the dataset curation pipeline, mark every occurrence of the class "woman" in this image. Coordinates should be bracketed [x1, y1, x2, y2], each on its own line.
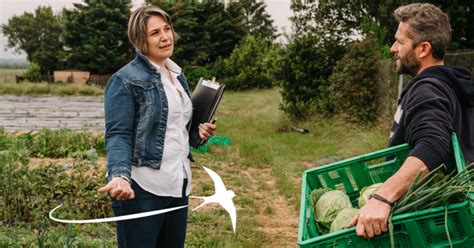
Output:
[98, 5, 216, 247]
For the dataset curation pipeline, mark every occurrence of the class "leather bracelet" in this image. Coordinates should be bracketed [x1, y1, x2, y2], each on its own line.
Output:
[119, 176, 131, 185]
[369, 193, 395, 207]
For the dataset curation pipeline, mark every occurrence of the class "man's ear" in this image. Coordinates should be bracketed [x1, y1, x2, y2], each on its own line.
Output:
[417, 41, 432, 59]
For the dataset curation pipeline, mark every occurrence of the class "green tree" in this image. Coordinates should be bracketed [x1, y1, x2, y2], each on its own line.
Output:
[328, 39, 379, 123]
[291, 0, 363, 46]
[278, 35, 345, 119]
[150, 0, 245, 67]
[214, 35, 281, 90]
[203, 1, 246, 64]
[63, 0, 132, 74]
[277, 1, 347, 119]
[299, 1, 474, 51]
[227, 0, 277, 42]
[23, 63, 42, 83]
[1, 6, 65, 75]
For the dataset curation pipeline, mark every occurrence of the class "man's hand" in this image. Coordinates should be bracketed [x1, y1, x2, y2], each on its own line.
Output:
[348, 198, 391, 239]
[198, 122, 217, 140]
[347, 156, 428, 239]
[98, 177, 135, 201]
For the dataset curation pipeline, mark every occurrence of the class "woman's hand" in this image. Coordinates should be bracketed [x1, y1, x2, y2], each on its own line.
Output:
[98, 177, 135, 201]
[198, 122, 217, 141]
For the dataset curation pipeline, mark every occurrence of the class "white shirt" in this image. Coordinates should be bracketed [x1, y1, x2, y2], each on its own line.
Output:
[131, 58, 193, 197]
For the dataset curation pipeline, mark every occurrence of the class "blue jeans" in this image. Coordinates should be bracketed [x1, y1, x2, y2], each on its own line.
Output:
[111, 179, 188, 248]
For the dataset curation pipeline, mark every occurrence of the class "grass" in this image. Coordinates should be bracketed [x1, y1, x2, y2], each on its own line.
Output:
[0, 88, 391, 247]
[0, 82, 104, 96]
[0, 68, 104, 96]
[208, 89, 390, 206]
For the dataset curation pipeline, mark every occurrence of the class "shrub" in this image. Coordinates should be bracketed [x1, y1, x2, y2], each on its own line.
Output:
[277, 35, 345, 119]
[328, 38, 379, 123]
[23, 62, 42, 83]
[213, 35, 281, 90]
[183, 65, 213, 90]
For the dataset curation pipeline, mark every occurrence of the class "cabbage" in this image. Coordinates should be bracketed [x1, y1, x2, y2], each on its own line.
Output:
[310, 188, 331, 209]
[358, 183, 383, 208]
[329, 208, 359, 232]
[315, 190, 352, 226]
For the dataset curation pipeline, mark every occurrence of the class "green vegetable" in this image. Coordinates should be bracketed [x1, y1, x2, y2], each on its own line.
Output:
[329, 208, 359, 232]
[309, 187, 331, 209]
[315, 190, 352, 227]
[392, 163, 474, 215]
[358, 183, 383, 208]
[309, 187, 333, 235]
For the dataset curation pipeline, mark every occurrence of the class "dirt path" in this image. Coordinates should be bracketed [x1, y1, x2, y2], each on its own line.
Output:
[242, 167, 299, 247]
[190, 162, 300, 247]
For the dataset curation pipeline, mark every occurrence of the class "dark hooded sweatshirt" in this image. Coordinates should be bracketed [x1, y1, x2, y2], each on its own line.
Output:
[388, 65, 474, 171]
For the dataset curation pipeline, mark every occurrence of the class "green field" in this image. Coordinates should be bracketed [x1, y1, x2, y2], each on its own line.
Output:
[0, 89, 390, 247]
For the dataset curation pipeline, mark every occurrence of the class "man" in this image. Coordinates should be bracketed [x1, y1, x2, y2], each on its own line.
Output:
[348, 3, 474, 239]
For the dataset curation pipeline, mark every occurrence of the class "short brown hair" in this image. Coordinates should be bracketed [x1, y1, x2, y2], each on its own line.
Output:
[128, 5, 178, 54]
[394, 3, 451, 59]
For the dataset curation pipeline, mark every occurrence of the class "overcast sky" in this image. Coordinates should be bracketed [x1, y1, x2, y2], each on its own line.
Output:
[0, 0, 292, 60]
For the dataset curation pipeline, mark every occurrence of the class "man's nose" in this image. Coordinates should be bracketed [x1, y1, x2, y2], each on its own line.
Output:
[390, 42, 397, 54]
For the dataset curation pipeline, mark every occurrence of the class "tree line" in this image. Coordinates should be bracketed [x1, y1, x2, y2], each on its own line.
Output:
[2, 0, 473, 123]
[1, 0, 276, 78]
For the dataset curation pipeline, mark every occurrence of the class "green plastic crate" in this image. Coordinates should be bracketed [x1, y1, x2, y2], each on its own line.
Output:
[298, 133, 473, 248]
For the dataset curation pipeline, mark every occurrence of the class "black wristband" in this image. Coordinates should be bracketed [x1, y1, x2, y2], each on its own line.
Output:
[119, 175, 132, 185]
[369, 193, 395, 207]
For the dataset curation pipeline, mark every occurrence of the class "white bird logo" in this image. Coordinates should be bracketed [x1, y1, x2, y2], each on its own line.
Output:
[190, 166, 237, 233]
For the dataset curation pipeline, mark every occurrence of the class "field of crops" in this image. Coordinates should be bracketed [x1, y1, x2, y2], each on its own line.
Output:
[0, 84, 389, 247]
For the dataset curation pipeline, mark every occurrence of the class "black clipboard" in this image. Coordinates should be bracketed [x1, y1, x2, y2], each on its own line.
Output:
[189, 78, 225, 148]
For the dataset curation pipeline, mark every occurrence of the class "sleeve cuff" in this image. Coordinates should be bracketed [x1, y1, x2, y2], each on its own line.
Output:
[107, 167, 131, 182]
[409, 142, 447, 171]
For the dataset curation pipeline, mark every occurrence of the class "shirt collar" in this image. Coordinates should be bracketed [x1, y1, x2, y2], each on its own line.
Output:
[148, 58, 182, 74]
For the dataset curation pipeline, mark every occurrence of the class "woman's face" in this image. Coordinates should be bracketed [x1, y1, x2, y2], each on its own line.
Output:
[145, 15, 174, 65]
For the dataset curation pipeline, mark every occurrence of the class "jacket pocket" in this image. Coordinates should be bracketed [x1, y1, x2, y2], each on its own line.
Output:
[130, 80, 155, 106]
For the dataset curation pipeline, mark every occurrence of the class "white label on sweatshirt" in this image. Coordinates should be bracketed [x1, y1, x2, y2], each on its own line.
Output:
[394, 105, 403, 124]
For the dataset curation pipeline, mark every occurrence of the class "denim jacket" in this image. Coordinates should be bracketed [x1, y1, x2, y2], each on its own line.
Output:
[104, 52, 192, 182]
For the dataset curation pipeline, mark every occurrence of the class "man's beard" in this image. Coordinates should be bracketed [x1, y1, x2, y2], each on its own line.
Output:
[397, 50, 420, 77]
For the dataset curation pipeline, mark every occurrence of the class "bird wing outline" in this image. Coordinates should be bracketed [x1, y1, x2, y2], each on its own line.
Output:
[203, 166, 227, 194]
[221, 197, 237, 233]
